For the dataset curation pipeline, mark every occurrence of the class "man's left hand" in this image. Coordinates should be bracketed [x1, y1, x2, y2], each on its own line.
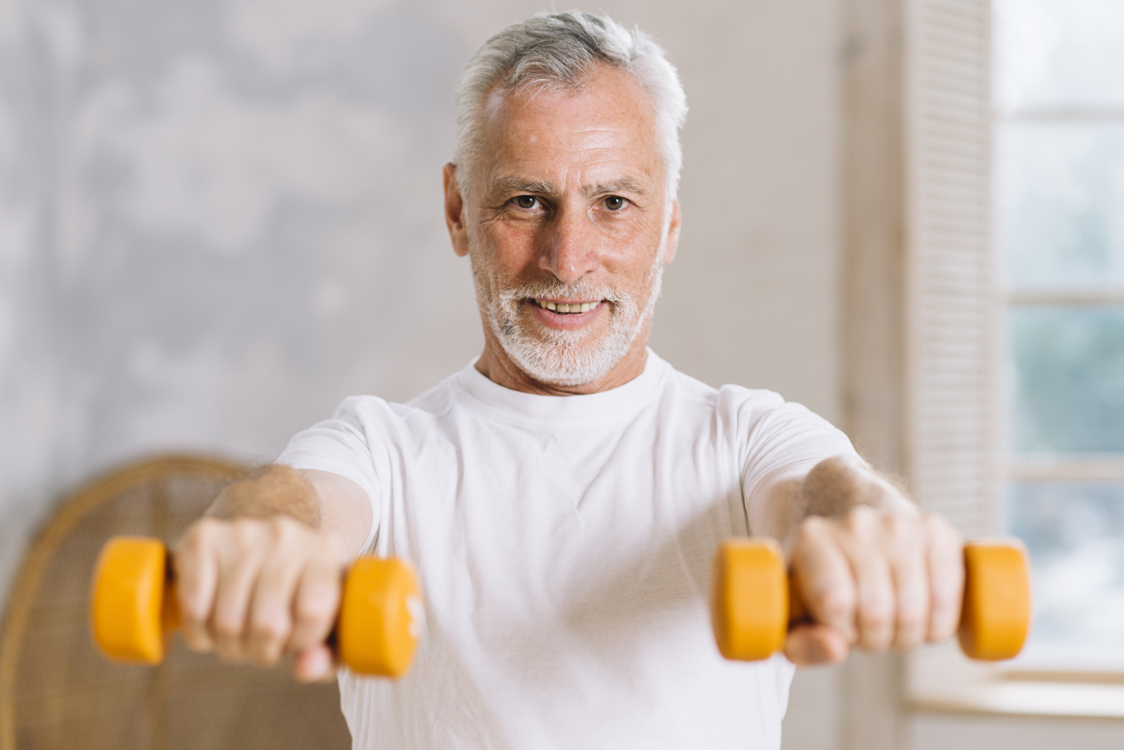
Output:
[780, 457, 964, 665]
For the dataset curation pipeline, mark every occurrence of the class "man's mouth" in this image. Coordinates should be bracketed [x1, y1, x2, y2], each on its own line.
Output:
[531, 299, 601, 314]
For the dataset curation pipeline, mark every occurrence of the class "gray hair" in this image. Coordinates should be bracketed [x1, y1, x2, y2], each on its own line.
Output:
[453, 11, 688, 198]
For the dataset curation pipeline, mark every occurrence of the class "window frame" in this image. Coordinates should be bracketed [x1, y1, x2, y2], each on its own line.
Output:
[902, 0, 1124, 718]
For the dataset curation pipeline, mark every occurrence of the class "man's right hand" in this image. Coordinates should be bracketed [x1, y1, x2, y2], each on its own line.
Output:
[170, 465, 374, 682]
[173, 517, 349, 681]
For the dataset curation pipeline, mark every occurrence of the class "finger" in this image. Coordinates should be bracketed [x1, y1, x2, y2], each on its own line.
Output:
[925, 515, 964, 642]
[246, 549, 306, 667]
[783, 624, 850, 666]
[792, 518, 858, 642]
[886, 516, 928, 651]
[292, 644, 337, 683]
[210, 536, 268, 663]
[173, 523, 219, 653]
[840, 508, 895, 652]
[289, 556, 344, 654]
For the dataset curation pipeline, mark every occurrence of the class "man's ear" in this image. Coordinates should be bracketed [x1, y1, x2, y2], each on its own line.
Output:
[443, 162, 469, 258]
[663, 198, 681, 264]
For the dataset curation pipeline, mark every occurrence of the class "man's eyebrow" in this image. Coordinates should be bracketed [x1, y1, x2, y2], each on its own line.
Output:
[486, 175, 649, 198]
[582, 178, 647, 197]
[488, 176, 557, 195]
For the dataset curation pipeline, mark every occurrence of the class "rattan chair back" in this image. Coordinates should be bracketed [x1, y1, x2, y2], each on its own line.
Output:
[0, 455, 351, 750]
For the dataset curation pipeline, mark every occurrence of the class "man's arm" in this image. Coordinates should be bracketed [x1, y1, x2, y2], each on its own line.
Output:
[172, 464, 372, 681]
[747, 454, 964, 665]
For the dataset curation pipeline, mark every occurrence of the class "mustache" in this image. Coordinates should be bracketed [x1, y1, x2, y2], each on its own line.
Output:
[498, 279, 627, 304]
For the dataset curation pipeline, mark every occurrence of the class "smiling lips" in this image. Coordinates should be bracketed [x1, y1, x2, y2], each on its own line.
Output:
[532, 299, 601, 314]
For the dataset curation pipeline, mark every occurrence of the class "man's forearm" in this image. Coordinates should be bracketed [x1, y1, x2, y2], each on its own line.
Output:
[748, 454, 920, 552]
[205, 464, 374, 558]
[207, 464, 321, 527]
[798, 455, 919, 520]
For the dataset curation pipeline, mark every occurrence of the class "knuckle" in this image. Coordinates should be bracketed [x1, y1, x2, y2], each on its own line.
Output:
[269, 516, 307, 547]
[859, 597, 892, 631]
[931, 616, 959, 642]
[176, 521, 213, 556]
[896, 607, 925, 635]
[886, 519, 923, 556]
[211, 614, 244, 642]
[270, 516, 290, 540]
[815, 585, 854, 623]
[930, 577, 958, 608]
[174, 582, 211, 623]
[845, 505, 878, 534]
[927, 513, 963, 548]
[883, 512, 911, 537]
[251, 611, 290, 644]
[295, 595, 334, 628]
[232, 520, 259, 547]
[797, 517, 830, 546]
[179, 596, 209, 624]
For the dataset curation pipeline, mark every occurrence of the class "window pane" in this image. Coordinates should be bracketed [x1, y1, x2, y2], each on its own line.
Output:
[995, 0, 1124, 110]
[1008, 480, 1124, 662]
[998, 122, 1124, 289]
[1009, 306, 1124, 453]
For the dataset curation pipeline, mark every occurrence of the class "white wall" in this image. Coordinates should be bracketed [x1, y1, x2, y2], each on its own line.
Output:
[0, 0, 844, 746]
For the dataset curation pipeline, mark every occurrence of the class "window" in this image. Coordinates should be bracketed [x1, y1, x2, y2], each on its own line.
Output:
[905, 0, 1124, 716]
[996, 0, 1124, 671]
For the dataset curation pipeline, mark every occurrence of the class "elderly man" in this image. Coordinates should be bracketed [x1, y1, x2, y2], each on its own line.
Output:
[172, 11, 962, 749]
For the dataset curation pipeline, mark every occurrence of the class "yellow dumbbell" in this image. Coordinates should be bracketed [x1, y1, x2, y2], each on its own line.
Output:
[90, 536, 423, 677]
[711, 537, 1031, 662]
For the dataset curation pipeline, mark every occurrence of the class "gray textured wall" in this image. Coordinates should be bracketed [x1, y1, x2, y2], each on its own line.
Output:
[0, 1, 842, 745]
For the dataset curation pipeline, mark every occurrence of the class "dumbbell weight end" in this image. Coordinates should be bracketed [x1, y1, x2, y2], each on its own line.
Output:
[90, 536, 177, 665]
[710, 538, 788, 661]
[958, 539, 1031, 661]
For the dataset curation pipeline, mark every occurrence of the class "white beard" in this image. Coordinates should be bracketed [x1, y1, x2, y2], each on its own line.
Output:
[470, 250, 665, 388]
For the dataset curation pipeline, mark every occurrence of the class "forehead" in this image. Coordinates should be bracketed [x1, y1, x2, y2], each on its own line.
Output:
[477, 65, 663, 189]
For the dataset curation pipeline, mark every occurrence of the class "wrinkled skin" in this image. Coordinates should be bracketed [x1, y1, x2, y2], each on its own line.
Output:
[444, 65, 680, 395]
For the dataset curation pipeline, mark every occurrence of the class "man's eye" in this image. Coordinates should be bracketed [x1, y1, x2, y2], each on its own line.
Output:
[604, 196, 626, 211]
[515, 195, 539, 209]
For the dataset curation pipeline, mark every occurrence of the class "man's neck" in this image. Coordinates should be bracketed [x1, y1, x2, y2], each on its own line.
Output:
[474, 334, 651, 396]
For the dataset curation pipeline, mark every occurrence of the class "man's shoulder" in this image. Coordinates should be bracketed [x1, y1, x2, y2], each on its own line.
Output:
[325, 367, 467, 425]
[657, 359, 788, 414]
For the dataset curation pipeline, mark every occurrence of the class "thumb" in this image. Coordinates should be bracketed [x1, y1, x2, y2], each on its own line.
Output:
[783, 623, 850, 666]
[292, 644, 338, 683]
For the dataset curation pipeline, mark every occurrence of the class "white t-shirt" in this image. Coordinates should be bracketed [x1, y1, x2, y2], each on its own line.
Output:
[278, 351, 855, 749]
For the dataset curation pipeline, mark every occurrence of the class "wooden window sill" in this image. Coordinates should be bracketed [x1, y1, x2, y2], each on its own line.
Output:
[908, 644, 1124, 720]
[909, 680, 1124, 720]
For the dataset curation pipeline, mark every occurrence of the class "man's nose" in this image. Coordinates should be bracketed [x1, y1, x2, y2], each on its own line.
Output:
[538, 204, 600, 285]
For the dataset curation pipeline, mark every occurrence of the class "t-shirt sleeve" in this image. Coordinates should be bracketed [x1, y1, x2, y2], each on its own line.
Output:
[721, 386, 858, 518]
[276, 396, 383, 554]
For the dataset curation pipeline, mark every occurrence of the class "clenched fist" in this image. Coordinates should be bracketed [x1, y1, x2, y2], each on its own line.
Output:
[171, 465, 372, 681]
[769, 456, 964, 665]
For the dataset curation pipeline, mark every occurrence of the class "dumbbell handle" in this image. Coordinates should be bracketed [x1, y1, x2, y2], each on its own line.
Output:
[711, 537, 1032, 662]
[90, 536, 423, 677]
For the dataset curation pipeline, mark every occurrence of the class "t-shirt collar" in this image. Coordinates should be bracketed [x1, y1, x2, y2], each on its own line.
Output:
[455, 349, 668, 423]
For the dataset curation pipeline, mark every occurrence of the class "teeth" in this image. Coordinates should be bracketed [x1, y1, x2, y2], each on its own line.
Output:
[535, 300, 598, 314]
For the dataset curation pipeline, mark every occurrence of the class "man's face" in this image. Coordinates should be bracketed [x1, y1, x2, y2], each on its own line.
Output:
[445, 65, 680, 391]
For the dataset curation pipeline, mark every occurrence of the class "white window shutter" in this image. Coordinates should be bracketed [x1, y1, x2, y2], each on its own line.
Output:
[905, 0, 996, 537]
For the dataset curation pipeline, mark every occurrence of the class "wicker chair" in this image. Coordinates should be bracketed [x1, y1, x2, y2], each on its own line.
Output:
[0, 455, 352, 750]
